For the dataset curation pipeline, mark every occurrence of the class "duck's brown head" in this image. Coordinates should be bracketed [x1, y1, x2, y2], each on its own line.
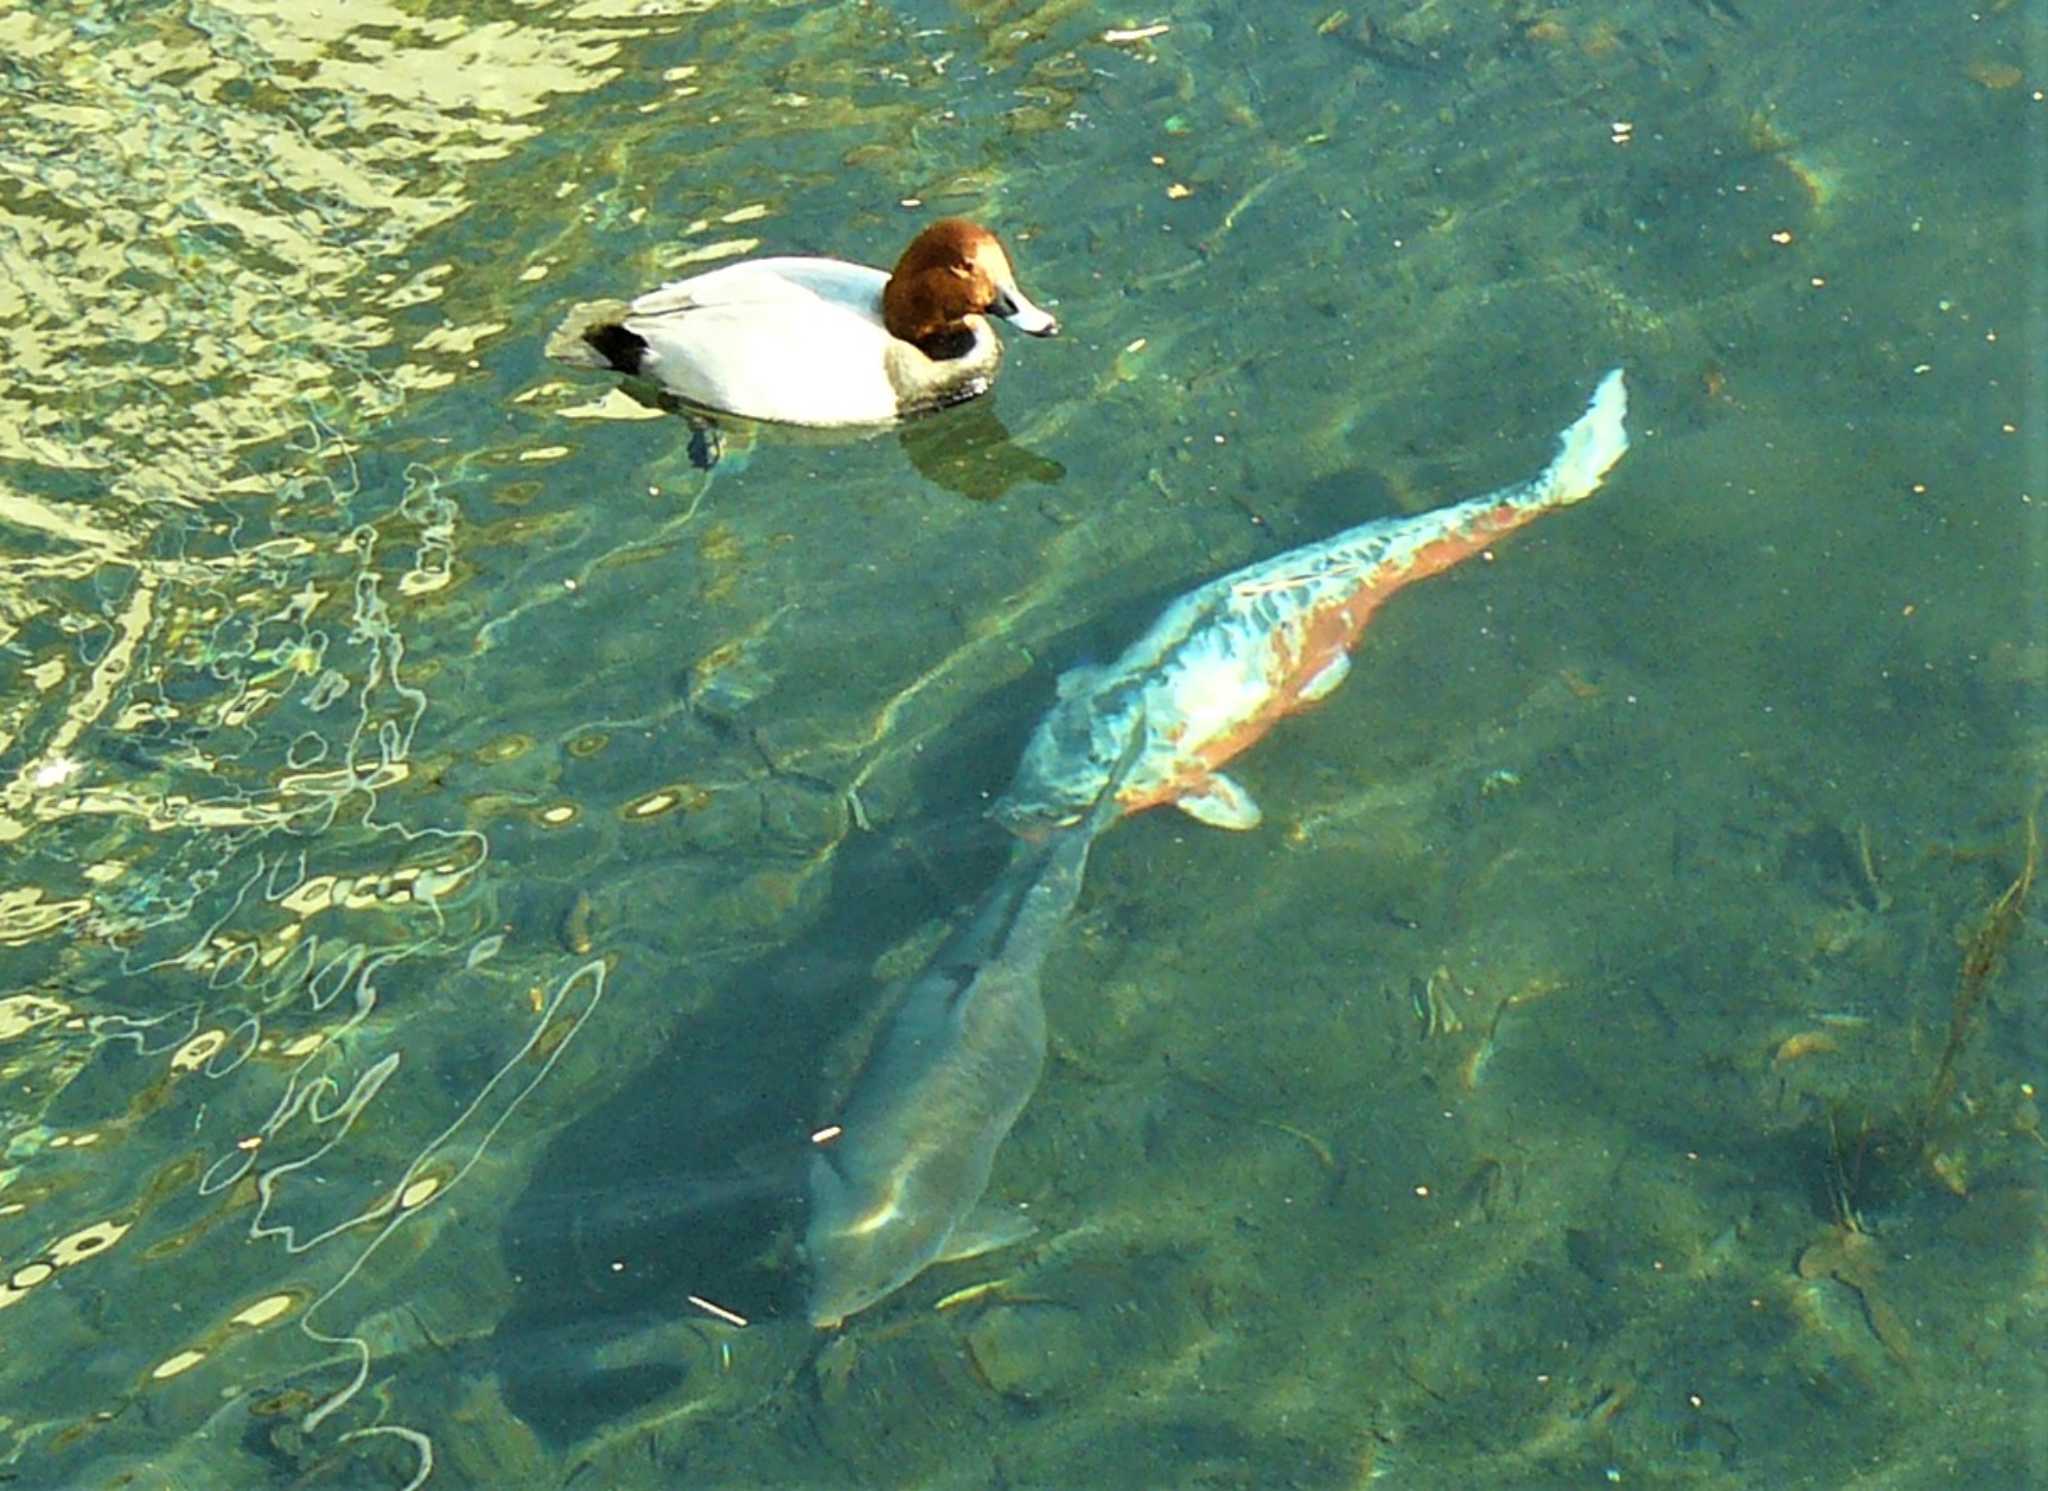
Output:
[881, 218, 1058, 357]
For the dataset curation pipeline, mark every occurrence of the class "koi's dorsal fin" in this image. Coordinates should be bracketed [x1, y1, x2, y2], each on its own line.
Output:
[937, 1204, 1037, 1263]
[1176, 773, 1262, 831]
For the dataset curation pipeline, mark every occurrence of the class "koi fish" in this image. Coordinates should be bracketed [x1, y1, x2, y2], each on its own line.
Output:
[993, 368, 1629, 834]
[804, 733, 1135, 1328]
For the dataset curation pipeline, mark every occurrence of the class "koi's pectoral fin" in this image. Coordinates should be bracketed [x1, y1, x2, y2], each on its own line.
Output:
[938, 1204, 1038, 1263]
[1296, 652, 1350, 705]
[1175, 773, 1263, 831]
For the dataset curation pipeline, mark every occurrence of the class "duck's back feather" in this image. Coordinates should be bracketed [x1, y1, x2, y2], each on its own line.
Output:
[634, 256, 888, 315]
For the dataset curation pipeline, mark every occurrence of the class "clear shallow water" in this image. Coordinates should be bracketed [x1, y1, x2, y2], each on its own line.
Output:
[1, 1, 2042, 1486]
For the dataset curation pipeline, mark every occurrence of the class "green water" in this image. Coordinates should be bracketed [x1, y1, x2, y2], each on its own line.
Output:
[1, 1, 2042, 1486]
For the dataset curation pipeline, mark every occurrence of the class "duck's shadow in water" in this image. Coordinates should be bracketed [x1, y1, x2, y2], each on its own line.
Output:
[619, 380, 1064, 500]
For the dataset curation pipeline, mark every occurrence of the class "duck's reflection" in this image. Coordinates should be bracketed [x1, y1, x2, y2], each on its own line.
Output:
[620, 383, 1064, 499]
[896, 402, 1064, 502]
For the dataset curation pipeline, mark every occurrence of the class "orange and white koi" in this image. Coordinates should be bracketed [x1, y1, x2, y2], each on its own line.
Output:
[993, 369, 1630, 834]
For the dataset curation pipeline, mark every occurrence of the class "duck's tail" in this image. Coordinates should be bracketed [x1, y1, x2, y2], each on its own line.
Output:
[544, 299, 644, 374]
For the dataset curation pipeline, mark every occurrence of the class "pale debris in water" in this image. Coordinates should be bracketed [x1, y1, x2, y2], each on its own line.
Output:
[687, 1294, 749, 1328]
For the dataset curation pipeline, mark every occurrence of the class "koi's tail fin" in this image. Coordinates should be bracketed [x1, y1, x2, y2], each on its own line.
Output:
[1539, 367, 1629, 506]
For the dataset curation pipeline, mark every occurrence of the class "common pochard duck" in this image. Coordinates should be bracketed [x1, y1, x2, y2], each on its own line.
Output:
[545, 218, 1058, 428]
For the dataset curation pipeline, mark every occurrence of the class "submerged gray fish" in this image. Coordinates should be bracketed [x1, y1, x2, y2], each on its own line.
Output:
[804, 795, 1116, 1329]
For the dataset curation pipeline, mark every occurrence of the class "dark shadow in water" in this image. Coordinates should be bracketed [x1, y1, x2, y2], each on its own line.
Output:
[605, 378, 1063, 499]
[492, 965, 813, 1444]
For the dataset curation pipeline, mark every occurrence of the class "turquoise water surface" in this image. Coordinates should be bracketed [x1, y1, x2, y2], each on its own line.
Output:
[1, 2, 2042, 1487]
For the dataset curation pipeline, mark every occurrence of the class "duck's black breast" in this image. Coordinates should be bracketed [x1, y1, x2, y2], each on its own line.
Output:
[583, 321, 652, 376]
[916, 324, 978, 362]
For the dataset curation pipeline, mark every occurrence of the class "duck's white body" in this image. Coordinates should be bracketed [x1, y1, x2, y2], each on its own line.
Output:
[623, 259, 903, 423]
[547, 221, 1057, 428]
